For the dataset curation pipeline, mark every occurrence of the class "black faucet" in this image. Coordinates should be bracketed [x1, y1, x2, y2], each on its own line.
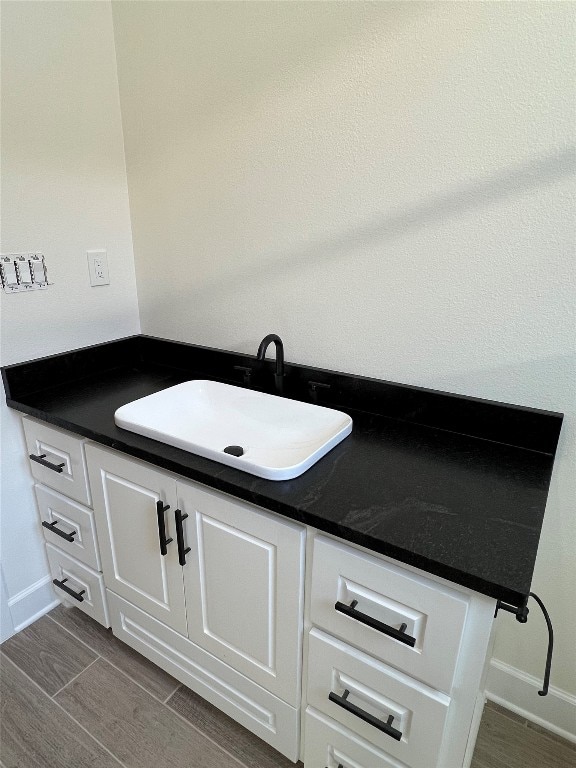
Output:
[257, 334, 284, 394]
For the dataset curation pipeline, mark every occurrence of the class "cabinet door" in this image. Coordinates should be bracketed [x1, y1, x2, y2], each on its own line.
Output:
[86, 444, 187, 635]
[178, 480, 305, 706]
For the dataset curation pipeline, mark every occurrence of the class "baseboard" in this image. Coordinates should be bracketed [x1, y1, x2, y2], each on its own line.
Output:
[7, 575, 59, 634]
[486, 658, 576, 744]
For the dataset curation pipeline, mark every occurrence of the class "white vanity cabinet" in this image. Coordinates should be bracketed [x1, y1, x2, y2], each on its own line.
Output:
[22, 417, 499, 766]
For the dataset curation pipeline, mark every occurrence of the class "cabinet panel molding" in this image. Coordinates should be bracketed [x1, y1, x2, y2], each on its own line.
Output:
[46, 543, 109, 627]
[310, 535, 469, 693]
[35, 484, 101, 571]
[108, 591, 300, 761]
[304, 708, 407, 768]
[86, 444, 186, 635]
[23, 416, 91, 506]
[179, 480, 305, 707]
[307, 629, 450, 768]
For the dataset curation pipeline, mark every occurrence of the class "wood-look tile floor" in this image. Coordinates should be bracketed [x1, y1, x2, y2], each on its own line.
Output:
[1, 607, 574, 768]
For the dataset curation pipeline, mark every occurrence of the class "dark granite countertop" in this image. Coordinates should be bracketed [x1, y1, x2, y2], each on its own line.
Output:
[2, 335, 563, 609]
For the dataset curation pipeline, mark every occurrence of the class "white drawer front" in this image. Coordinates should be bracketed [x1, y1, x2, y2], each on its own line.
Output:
[36, 485, 101, 570]
[304, 708, 407, 768]
[307, 630, 450, 768]
[46, 543, 109, 627]
[310, 536, 468, 692]
[23, 417, 91, 506]
[108, 591, 300, 762]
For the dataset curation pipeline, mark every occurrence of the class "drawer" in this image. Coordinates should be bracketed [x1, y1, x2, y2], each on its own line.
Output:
[108, 591, 300, 761]
[23, 417, 91, 506]
[310, 536, 468, 692]
[304, 708, 407, 768]
[307, 629, 450, 768]
[46, 543, 109, 627]
[35, 485, 101, 570]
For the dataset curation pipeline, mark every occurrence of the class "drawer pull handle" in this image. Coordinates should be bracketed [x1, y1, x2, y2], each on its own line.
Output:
[42, 520, 76, 543]
[175, 509, 191, 566]
[328, 689, 402, 741]
[156, 501, 173, 555]
[53, 578, 85, 602]
[334, 599, 416, 648]
[30, 453, 66, 473]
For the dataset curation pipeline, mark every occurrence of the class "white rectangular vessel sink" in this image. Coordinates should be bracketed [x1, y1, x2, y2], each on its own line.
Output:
[114, 380, 352, 480]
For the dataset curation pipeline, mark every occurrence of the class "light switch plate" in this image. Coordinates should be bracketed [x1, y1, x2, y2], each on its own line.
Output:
[87, 250, 110, 286]
[1, 253, 49, 293]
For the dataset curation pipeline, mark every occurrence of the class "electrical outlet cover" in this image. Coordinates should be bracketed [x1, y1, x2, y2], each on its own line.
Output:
[87, 250, 110, 286]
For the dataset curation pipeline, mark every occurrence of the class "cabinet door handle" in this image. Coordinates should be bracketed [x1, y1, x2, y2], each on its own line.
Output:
[156, 501, 173, 555]
[334, 599, 416, 648]
[328, 689, 402, 741]
[175, 509, 191, 566]
[42, 519, 76, 543]
[30, 453, 66, 473]
[53, 577, 85, 602]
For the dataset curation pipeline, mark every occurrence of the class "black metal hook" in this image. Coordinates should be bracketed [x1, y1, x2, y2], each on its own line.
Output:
[494, 591, 553, 696]
[529, 592, 554, 697]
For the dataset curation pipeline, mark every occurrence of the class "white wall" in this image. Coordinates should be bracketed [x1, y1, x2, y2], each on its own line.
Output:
[112, 0, 576, 731]
[0, 0, 140, 636]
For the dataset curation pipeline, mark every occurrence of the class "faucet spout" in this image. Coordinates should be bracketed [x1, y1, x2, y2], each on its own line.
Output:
[257, 334, 284, 394]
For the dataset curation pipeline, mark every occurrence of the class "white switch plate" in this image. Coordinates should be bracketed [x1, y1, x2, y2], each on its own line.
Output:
[87, 250, 110, 286]
[1, 253, 49, 293]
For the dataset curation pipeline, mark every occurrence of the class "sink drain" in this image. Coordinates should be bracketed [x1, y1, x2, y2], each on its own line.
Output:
[223, 445, 244, 457]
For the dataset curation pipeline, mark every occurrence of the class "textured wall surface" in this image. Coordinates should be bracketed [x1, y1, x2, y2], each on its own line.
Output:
[113, 0, 575, 703]
[0, 1, 140, 623]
